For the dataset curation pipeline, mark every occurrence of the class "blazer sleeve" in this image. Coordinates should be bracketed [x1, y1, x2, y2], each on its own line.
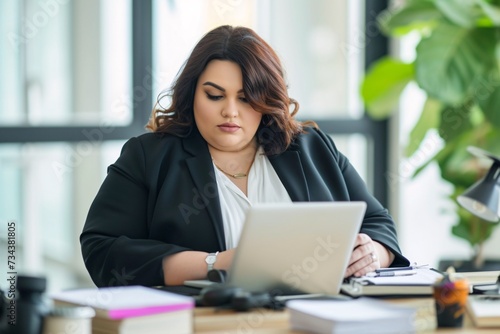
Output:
[315, 129, 410, 267]
[80, 137, 189, 287]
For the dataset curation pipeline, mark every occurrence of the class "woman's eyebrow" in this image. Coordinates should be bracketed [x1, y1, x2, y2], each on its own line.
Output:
[203, 81, 225, 91]
[202, 81, 244, 93]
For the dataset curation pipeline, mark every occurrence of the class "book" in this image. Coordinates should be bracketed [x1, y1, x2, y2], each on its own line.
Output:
[466, 295, 500, 327]
[287, 297, 416, 334]
[91, 310, 192, 334]
[50, 286, 195, 334]
[341, 268, 444, 297]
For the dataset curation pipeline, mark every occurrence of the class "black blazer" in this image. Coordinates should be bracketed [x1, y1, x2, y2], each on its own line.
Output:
[81, 127, 409, 287]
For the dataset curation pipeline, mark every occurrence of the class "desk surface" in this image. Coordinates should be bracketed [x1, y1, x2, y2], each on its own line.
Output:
[193, 271, 500, 334]
[193, 299, 498, 333]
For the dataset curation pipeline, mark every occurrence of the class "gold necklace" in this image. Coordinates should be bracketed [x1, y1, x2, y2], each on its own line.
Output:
[213, 161, 248, 179]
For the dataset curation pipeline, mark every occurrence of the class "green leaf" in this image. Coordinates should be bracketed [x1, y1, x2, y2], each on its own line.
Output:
[405, 98, 442, 157]
[360, 57, 414, 119]
[438, 102, 474, 142]
[426, 131, 478, 186]
[439, 145, 479, 187]
[469, 103, 486, 126]
[378, 0, 442, 36]
[434, 0, 482, 28]
[437, 122, 500, 187]
[475, 70, 500, 127]
[451, 205, 498, 246]
[477, 0, 500, 26]
[433, 137, 467, 184]
[415, 24, 497, 105]
[479, 124, 500, 155]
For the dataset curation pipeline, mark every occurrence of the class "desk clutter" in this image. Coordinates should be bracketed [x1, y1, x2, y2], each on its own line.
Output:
[50, 285, 195, 334]
[286, 297, 417, 334]
[3, 271, 500, 333]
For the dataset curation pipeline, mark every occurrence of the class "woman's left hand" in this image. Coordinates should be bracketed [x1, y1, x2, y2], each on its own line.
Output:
[344, 233, 381, 278]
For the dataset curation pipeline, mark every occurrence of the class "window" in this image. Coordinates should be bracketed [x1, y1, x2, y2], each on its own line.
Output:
[0, 0, 132, 126]
[0, 0, 390, 292]
[0, 0, 141, 292]
[153, 0, 372, 186]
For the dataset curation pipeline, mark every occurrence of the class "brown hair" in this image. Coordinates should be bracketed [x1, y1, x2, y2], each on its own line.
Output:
[147, 25, 315, 155]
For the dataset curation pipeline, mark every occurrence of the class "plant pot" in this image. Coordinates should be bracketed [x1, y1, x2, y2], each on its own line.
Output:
[438, 259, 500, 272]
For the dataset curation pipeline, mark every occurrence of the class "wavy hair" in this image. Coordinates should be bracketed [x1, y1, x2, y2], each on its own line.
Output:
[147, 25, 315, 155]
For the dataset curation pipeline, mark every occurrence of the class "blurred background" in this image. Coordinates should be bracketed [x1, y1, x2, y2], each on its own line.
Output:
[1, 0, 499, 293]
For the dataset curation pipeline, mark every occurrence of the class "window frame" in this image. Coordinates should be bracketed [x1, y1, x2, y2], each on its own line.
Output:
[0, 0, 152, 143]
[312, 0, 390, 207]
[0, 0, 390, 205]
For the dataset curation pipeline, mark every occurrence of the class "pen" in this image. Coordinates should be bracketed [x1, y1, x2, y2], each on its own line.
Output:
[375, 264, 428, 273]
[366, 270, 417, 278]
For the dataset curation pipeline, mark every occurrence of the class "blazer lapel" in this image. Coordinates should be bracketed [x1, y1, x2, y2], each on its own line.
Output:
[269, 151, 310, 202]
[182, 130, 226, 250]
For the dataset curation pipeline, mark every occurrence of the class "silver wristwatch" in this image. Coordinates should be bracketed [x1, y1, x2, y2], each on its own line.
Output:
[205, 251, 219, 272]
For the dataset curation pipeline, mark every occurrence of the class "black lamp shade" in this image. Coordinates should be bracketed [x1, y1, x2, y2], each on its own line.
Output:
[457, 163, 500, 222]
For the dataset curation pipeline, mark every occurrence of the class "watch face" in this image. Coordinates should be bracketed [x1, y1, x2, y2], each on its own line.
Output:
[206, 256, 216, 264]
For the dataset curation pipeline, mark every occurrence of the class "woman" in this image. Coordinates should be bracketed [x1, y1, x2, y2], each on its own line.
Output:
[81, 25, 409, 288]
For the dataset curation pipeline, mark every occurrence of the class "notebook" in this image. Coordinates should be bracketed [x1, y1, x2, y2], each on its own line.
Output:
[185, 201, 367, 296]
[341, 267, 444, 297]
[50, 286, 194, 319]
[51, 286, 195, 334]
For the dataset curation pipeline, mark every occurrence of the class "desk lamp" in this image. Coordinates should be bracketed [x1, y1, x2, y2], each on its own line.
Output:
[457, 146, 500, 223]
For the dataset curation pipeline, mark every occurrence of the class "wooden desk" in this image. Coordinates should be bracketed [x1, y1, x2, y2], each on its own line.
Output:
[194, 271, 500, 333]
[193, 299, 498, 333]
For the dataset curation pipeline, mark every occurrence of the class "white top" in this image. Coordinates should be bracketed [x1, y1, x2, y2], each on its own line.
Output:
[213, 147, 292, 248]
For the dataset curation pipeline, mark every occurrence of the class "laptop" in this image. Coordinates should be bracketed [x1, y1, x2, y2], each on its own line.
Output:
[184, 201, 367, 296]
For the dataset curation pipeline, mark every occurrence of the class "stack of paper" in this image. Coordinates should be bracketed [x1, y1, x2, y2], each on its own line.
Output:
[50, 286, 194, 334]
[287, 297, 416, 334]
[466, 295, 500, 327]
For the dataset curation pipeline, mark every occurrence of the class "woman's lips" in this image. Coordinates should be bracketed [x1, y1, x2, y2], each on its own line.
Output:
[218, 123, 241, 133]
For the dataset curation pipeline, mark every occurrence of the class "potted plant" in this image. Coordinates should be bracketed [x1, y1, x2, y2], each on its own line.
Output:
[360, 0, 500, 270]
